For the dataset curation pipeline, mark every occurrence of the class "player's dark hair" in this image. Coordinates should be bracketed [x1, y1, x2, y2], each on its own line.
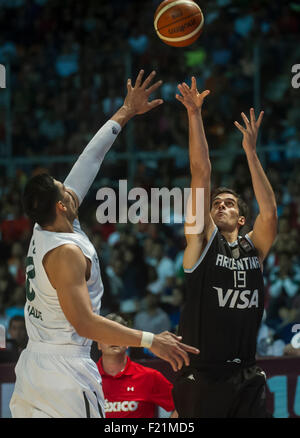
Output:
[105, 313, 129, 328]
[23, 173, 62, 226]
[211, 187, 248, 221]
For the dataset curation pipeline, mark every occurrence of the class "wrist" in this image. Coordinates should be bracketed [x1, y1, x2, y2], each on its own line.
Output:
[244, 145, 257, 157]
[187, 107, 202, 117]
[111, 105, 135, 127]
[140, 331, 154, 349]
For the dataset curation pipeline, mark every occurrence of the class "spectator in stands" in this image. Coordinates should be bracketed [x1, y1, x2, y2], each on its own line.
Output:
[269, 253, 300, 300]
[160, 286, 184, 333]
[4, 286, 26, 322]
[0, 315, 27, 363]
[134, 291, 171, 335]
[8, 315, 28, 355]
[151, 242, 176, 293]
[97, 313, 175, 418]
[266, 253, 300, 330]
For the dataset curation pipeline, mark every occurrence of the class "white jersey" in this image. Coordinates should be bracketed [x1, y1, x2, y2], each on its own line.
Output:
[24, 218, 103, 347]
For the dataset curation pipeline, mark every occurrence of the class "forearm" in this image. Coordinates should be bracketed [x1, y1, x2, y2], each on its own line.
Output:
[81, 313, 144, 347]
[64, 118, 122, 205]
[245, 150, 277, 218]
[188, 109, 211, 175]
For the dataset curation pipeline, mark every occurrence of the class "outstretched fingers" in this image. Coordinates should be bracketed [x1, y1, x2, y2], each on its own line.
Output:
[127, 78, 132, 92]
[256, 110, 264, 128]
[146, 79, 163, 95]
[133, 69, 145, 88]
[171, 342, 198, 369]
[175, 93, 184, 102]
[250, 107, 256, 127]
[177, 82, 190, 96]
[172, 336, 200, 368]
[241, 112, 250, 128]
[141, 70, 157, 90]
[191, 76, 197, 91]
[234, 120, 246, 134]
[147, 98, 164, 111]
[201, 90, 210, 99]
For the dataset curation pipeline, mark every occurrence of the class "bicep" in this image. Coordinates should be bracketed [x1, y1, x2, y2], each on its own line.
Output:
[49, 246, 93, 332]
[248, 213, 277, 262]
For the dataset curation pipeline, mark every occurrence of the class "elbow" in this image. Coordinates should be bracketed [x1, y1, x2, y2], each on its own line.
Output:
[75, 322, 87, 338]
[262, 206, 278, 223]
[71, 319, 87, 338]
[72, 314, 95, 339]
[260, 207, 278, 229]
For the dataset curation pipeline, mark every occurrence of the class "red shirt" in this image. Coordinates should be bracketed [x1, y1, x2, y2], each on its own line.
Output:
[97, 356, 174, 418]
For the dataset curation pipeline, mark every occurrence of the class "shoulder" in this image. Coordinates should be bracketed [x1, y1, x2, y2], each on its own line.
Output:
[44, 243, 87, 275]
[183, 225, 219, 272]
[49, 243, 85, 261]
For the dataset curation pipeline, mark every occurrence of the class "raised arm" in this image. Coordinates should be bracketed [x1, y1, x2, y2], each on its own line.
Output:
[234, 108, 277, 262]
[64, 70, 163, 206]
[43, 244, 199, 372]
[176, 77, 215, 270]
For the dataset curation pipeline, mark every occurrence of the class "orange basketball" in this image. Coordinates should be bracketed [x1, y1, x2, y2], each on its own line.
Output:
[154, 0, 204, 47]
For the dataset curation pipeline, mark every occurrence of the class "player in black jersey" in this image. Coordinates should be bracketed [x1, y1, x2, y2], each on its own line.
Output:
[171, 78, 277, 418]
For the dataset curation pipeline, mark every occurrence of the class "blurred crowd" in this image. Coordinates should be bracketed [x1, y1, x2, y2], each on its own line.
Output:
[0, 0, 300, 361]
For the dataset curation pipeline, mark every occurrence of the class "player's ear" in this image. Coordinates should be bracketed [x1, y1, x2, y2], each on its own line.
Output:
[238, 216, 246, 227]
[97, 342, 102, 351]
[57, 200, 67, 212]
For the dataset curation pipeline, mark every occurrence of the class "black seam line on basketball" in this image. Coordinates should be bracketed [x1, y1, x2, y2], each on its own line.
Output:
[83, 391, 90, 418]
[156, 11, 201, 32]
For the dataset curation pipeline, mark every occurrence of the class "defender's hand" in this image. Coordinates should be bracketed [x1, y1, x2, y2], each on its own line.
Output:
[122, 69, 163, 117]
[150, 331, 200, 372]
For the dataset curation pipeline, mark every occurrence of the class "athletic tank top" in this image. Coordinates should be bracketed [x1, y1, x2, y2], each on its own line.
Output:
[24, 219, 103, 346]
[178, 227, 264, 366]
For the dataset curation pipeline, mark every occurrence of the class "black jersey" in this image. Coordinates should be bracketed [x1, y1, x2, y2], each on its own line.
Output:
[178, 227, 264, 367]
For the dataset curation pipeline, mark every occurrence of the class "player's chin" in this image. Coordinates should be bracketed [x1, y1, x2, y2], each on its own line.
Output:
[214, 219, 232, 231]
[214, 217, 226, 227]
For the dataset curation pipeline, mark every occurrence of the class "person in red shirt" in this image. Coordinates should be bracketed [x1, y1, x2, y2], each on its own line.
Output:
[97, 313, 175, 418]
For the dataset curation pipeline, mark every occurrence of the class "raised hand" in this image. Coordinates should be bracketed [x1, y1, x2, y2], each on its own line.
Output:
[234, 108, 264, 153]
[123, 69, 163, 117]
[176, 76, 210, 113]
[150, 331, 200, 372]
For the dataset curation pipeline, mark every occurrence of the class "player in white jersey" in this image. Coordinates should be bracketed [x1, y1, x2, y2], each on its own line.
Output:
[9, 70, 199, 418]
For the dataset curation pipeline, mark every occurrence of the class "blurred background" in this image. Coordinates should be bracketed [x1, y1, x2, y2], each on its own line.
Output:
[0, 0, 299, 369]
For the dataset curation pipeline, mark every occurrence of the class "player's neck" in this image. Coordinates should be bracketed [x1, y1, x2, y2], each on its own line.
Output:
[102, 354, 128, 376]
[221, 229, 239, 244]
[43, 218, 74, 233]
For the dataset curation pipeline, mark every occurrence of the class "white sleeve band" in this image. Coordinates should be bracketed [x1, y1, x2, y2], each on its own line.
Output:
[64, 119, 121, 205]
[140, 331, 154, 349]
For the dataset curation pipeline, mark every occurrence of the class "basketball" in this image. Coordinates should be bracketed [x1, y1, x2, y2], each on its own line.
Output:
[154, 0, 204, 47]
